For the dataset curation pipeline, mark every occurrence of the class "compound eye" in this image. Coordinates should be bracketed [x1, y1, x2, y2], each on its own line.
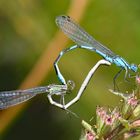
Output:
[67, 80, 75, 91]
[131, 64, 138, 72]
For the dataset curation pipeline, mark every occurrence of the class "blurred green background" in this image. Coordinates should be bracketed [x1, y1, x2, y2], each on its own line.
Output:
[0, 0, 140, 139]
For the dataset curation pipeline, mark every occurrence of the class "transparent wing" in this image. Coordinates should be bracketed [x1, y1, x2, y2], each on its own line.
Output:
[56, 15, 115, 57]
[0, 86, 49, 109]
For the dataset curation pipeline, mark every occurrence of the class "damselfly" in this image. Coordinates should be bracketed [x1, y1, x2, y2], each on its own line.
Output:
[55, 15, 138, 90]
[0, 80, 75, 110]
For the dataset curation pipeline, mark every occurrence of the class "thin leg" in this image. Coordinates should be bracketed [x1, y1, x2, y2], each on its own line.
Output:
[124, 69, 136, 87]
[124, 68, 129, 81]
[47, 94, 64, 108]
[128, 74, 137, 79]
[124, 68, 136, 81]
[113, 68, 123, 91]
[60, 94, 65, 105]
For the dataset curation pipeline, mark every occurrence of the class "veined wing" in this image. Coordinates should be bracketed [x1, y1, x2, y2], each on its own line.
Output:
[0, 86, 49, 109]
[56, 15, 115, 57]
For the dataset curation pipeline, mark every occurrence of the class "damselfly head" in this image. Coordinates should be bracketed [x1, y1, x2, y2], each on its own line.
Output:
[67, 80, 75, 91]
[55, 15, 70, 25]
[130, 64, 138, 72]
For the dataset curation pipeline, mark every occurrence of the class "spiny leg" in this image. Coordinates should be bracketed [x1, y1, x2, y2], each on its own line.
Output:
[124, 68, 130, 82]
[113, 68, 123, 91]
[128, 73, 137, 79]
[47, 94, 64, 108]
[125, 69, 137, 79]
[124, 69, 136, 87]
[60, 94, 65, 105]
[114, 68, 136, 89]
[47, 92, 79, 118]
